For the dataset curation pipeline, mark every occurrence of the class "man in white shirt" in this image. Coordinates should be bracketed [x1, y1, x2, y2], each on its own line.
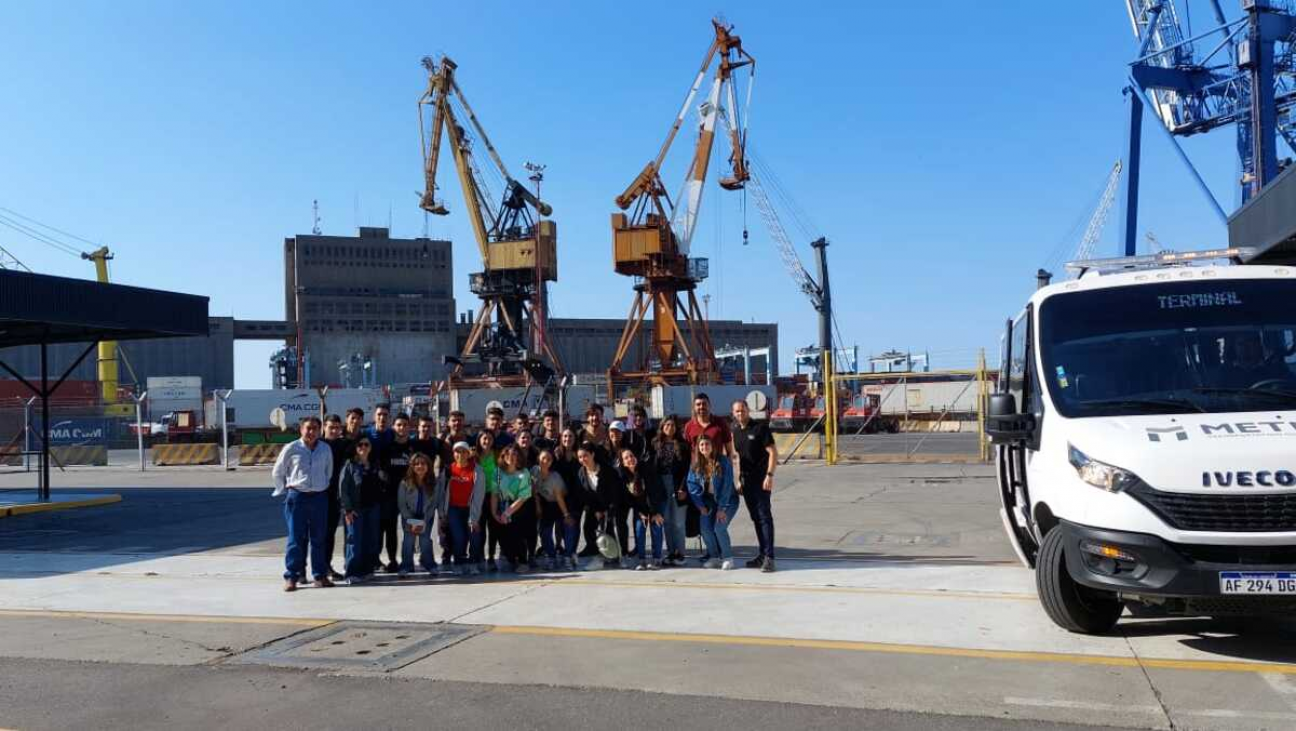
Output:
[271, 416, 334, 591]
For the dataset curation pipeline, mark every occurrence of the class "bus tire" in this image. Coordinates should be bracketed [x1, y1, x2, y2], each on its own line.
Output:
[1036, 527, 1123, 634]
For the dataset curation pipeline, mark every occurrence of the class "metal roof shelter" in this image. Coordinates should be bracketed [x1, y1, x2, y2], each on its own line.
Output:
[0, 270, 209, 500]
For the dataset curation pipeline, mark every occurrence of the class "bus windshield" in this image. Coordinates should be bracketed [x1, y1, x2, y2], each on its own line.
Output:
[1038, 277, 1296, 418]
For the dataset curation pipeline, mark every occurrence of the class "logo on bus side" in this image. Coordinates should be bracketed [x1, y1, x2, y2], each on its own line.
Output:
[1148, 421, 1296, 442]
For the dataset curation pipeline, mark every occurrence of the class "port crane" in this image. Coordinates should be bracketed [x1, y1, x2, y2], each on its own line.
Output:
[607, 18, 754, 392]
[418, 56, 562, 384]
[1121, 0, 1296, 255]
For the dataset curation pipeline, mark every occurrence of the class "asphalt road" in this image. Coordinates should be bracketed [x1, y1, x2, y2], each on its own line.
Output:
[0, 657, 1123, 731]
[3, 462, 1295, 730]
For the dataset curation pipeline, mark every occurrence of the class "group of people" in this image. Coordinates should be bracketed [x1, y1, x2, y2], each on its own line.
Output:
[270, 393, 778, 592]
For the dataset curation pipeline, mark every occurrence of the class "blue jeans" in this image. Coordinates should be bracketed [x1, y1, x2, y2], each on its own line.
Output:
[633, 513, 664, 560]
[540, 512, 579, 559]
[661, 474, 686, 557]
[344, 504, 381, 578]
[401, 521, 436, 572]
[283, 489, 329, 581]
[698, 499, 738, 560]
[447, 506, 474, 566]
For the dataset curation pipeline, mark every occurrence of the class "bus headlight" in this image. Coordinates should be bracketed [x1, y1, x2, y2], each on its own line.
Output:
[1068, 444, 1140, 493]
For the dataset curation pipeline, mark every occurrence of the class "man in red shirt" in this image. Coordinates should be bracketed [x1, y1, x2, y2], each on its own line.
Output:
[682, 392, 732, 456]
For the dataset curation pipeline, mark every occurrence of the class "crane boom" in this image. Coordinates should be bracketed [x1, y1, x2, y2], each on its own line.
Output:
[1073, 161, 1123, 266]
[417, 55, 563, 380]
[607, 18, 754, 391]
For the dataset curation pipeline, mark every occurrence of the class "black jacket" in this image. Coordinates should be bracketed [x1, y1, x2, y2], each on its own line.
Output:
[651, 437, 691, 502]
[339, 460, 386, 511]
[617, 464, 667, 517]
[577, 463, 625, 514]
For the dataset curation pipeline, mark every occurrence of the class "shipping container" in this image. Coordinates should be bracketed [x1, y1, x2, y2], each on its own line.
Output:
[0, 378, 100, 404]
[862, 378, 982, 417]
[204, 388, 387, 431]
[649, 384, 776, 421]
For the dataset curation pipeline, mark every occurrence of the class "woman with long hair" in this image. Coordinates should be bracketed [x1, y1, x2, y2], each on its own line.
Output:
[397, 452, 440, 577]
[651, 415, 691, 566]
[618, 448, 667, 570]
[438, 441, 484, 576]
[554, 428, 586, 561]
[491, 444, 535, 573]
[475, 430, 501, 572]
[686, 435, 739, 570]
[533, 449, 576, 571]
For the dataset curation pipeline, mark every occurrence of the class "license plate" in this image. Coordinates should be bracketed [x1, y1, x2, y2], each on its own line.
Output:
[1219, 571, 1296, 595]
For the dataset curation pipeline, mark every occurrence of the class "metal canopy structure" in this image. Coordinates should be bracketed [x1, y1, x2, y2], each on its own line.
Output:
[0, 269, 209, 500]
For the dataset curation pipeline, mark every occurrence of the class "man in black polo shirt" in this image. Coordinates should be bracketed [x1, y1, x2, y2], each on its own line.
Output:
[730, 399, 778, 572]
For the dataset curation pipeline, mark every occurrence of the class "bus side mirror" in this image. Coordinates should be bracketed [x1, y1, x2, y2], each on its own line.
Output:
[986, 393, 1035, 443]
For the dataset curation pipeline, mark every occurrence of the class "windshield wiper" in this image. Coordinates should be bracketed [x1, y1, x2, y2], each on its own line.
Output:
[1079, 397, 1206, 414]
[1189, 387, 1296, 403]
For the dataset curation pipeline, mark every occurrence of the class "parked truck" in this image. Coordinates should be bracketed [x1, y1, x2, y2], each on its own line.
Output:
[204, 388, 388, 434]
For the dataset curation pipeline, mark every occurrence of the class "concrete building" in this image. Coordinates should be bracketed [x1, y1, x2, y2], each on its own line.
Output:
[284, 227, 455, 387]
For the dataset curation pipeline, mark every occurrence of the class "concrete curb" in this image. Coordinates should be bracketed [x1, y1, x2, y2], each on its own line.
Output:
[0, 494, 123, 519]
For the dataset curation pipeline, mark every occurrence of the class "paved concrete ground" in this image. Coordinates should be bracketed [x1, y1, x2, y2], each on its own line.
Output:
[838, 432, 983, 459]
[1, 462, 1294, 730]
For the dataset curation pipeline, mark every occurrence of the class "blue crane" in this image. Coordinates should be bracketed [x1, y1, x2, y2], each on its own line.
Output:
[1121, 0, 1296, 255]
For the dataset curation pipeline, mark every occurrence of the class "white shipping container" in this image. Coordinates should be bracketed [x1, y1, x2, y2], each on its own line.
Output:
[147, 376, 201, 389]
[862, 379, 981, 416]
[204, 388, 388, 430]
[649, 384, 776, 421]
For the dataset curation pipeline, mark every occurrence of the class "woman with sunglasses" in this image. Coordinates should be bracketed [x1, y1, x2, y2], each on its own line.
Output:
[339, 437, 386, 584]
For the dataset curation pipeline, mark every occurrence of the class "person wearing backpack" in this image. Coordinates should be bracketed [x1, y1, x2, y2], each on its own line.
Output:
[686, 434, 739, 570]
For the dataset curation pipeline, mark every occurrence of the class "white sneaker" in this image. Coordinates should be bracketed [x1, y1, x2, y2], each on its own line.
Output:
[720, 559, 734, 571]
[704, 558, 722, 569]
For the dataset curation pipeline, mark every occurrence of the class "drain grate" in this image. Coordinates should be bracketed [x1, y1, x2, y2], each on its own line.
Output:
[229, 621, 484, 672]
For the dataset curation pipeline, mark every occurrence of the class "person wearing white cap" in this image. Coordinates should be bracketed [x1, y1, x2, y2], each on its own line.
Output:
[438, 440, 485, 576]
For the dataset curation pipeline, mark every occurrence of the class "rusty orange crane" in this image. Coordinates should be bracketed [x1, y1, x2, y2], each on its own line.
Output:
[607, 19, 754, 393]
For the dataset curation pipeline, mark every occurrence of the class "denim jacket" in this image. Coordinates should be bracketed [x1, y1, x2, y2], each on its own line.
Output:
[686, 459, 737, 511]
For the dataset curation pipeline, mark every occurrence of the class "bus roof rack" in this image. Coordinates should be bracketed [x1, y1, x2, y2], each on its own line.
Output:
[1064, 247, 1257, 276]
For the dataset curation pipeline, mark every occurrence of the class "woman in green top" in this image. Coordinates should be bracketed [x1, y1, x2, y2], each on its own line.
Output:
[476, 430, 501, 572]
[491, 444, 534, 573]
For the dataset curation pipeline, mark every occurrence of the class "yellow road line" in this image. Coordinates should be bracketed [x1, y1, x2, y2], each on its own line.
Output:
[0, 494, 122, 518]
[489, 625, 1296, 675]
[0, 608, 332, 628]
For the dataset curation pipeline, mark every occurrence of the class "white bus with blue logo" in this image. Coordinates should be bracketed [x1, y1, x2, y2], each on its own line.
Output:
[987, 248, 1296, 633]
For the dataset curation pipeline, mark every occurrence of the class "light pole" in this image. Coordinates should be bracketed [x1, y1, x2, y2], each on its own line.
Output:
[525, 161, 547, 366]
[132, 391, 148, 472]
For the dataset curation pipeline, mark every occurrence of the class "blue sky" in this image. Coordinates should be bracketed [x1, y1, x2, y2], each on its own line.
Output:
[0, 1, 1255, 388]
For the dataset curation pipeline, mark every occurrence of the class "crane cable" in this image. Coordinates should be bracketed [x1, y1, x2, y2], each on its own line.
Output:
[0, 207, 86, 257]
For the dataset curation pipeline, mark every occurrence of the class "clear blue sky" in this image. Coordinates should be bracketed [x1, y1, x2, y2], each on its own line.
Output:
[0, 1, 1249, 388]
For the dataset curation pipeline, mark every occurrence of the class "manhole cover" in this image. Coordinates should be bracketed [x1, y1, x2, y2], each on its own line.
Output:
[229, 621, 484, 672]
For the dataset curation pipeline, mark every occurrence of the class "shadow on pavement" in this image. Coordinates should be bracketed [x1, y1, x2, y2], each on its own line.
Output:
[1119, 616, 1296, 664]
[0, 487, 286, 577]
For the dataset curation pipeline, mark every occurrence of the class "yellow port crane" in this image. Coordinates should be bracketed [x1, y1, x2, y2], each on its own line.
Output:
[418, 55, 562, 384]
[81, 246, 132, 416]
[608, 18, 754, 392]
